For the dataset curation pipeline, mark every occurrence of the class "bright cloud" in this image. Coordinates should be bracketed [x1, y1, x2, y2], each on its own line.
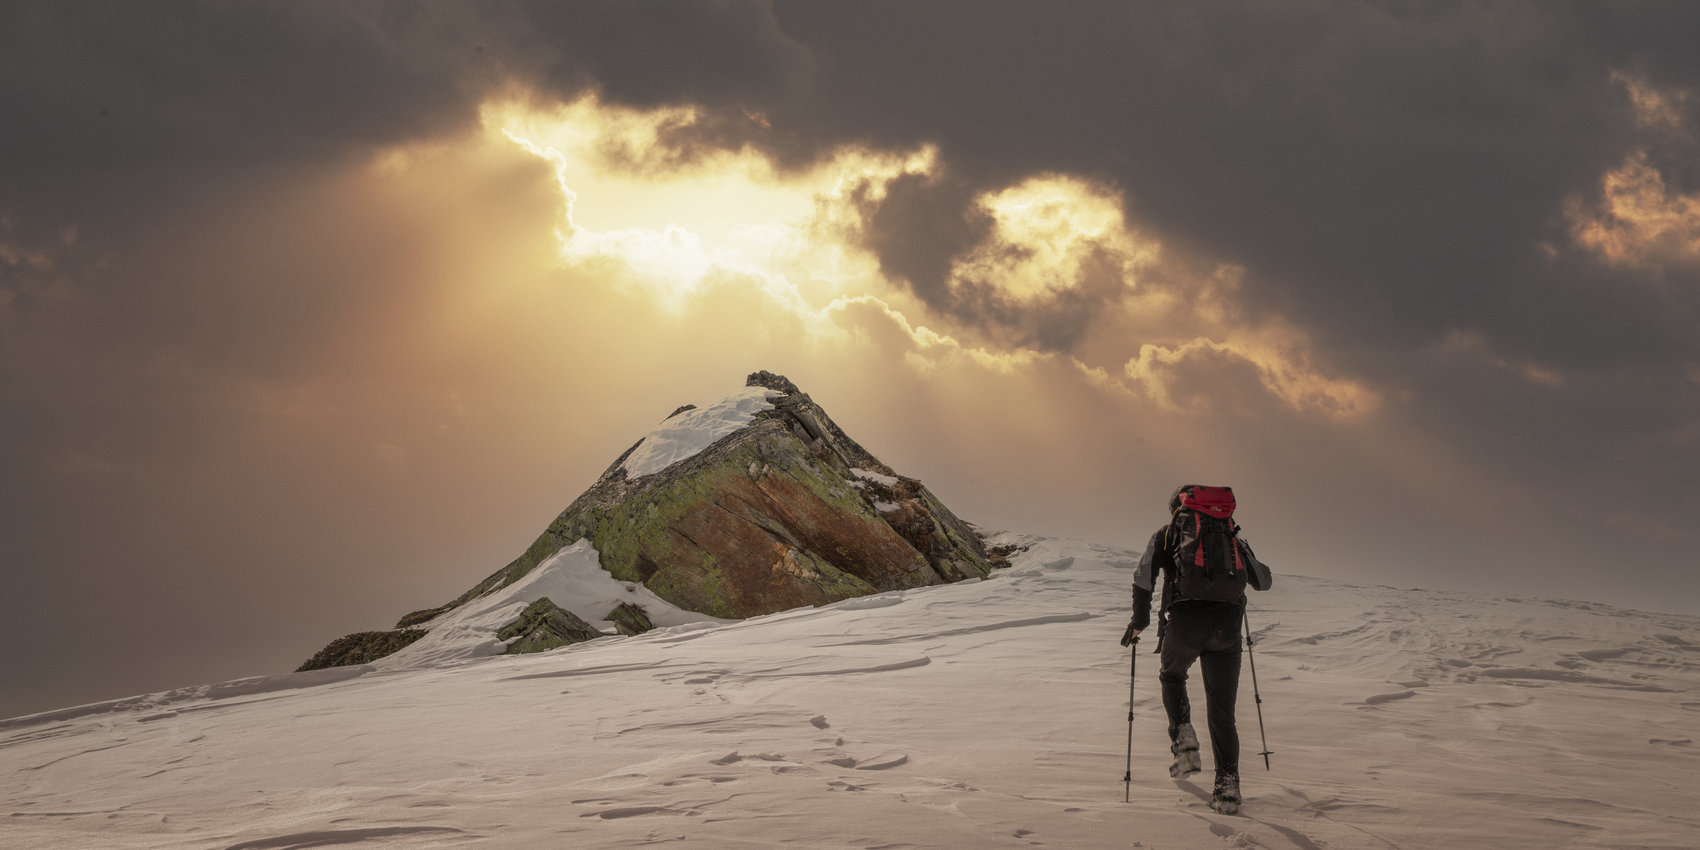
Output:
[1124, 334, 1377, 419]
[492, 95, 937, 312]
[954, 175, 1159, 303]
[1568, 151, 1700, 266]
[1613, 70, 1691, 134]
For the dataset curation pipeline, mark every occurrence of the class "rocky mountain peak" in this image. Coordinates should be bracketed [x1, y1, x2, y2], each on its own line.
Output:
[296, 372, 992, 669]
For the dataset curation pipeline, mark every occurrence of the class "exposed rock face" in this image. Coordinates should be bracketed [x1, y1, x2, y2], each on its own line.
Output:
[497, 597, 604, 654]
[447, 371, 992, 620]
[296, 629, 426, 672]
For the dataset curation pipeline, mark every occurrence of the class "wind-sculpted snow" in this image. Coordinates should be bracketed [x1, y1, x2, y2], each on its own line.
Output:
[223, 827, 467, 849]
[3, 533, 1698, 848]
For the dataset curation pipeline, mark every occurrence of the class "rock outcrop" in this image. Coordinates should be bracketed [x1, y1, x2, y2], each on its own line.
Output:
[606, 602, 655, 636]
[497, 598, 604, 654]
[295, 371, 991, 670]
[296, 629, 427, 672]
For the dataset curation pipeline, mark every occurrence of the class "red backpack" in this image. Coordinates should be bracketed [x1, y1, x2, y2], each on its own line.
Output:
[1167, 485, 1249, 604]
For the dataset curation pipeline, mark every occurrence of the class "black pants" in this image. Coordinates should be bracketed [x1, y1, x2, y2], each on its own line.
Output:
[1158, 600, 1242, 778]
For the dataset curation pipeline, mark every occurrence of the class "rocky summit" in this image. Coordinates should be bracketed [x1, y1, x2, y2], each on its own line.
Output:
[296, 371, 992, 669]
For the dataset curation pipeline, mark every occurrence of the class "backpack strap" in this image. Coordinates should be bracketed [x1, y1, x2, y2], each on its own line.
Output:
[1155, 525, 1174, 654]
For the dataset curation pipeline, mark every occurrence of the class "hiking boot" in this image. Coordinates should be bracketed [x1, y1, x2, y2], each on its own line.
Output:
[1169, 723, 1202, 779]
[1210, 773, 1241, 815]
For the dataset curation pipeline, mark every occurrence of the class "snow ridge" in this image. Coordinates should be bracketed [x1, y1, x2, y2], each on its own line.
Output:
[620, 386, 780, 478]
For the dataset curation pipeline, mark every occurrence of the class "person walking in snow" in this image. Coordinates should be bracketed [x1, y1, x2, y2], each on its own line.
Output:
[1122, 485, 1272, 815]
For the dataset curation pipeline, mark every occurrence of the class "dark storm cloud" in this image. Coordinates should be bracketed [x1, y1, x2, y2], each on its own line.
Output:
[0, 2, 497, 207]
[851, 171, 992, 310]
[756, 0, 1700, 367]
[7, 1, 1698, 364]
[521, 0, 812, 110]
[0, 0, 820, 227]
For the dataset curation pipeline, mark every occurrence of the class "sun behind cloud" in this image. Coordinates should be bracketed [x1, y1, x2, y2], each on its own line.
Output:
[473, 94, 1379, 424]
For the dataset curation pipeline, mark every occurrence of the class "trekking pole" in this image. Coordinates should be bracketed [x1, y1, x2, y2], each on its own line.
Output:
[1243, 609, 1273, 770]
[1123, 635, 1139, 802]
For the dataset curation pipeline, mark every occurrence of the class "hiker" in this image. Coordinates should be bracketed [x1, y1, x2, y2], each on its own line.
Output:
[1122, 485, 1272, 815]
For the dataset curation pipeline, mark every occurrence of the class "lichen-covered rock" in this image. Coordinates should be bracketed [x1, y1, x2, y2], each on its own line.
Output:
[606, 602, 654, 636]
[365, 371, 991, 632]
[295, 629, 426, 672]
[497, 597, 604, 654]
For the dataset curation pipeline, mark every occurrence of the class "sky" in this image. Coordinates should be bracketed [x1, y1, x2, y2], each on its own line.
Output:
[2, 0, 1698, 721]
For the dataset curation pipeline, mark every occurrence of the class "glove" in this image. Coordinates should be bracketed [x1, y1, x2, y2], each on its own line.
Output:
[1120, 620, 1141, 647]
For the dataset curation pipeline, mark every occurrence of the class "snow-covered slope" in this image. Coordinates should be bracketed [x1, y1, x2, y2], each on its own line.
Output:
[4, 535, 1697, 849]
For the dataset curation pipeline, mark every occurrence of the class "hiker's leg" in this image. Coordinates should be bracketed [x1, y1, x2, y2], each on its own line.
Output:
[1159, 613, 1208, 741]
[1199, 609, 1244, 777]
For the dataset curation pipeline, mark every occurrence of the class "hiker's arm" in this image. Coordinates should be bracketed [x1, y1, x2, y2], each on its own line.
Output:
[1131, 585, 1153, 633]
[1240, 538, 1274, 591]
[1128, 528, 1166, 633]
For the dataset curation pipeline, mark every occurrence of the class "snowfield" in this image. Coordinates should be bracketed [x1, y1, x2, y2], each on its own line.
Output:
[4, 534, 1698, 849]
